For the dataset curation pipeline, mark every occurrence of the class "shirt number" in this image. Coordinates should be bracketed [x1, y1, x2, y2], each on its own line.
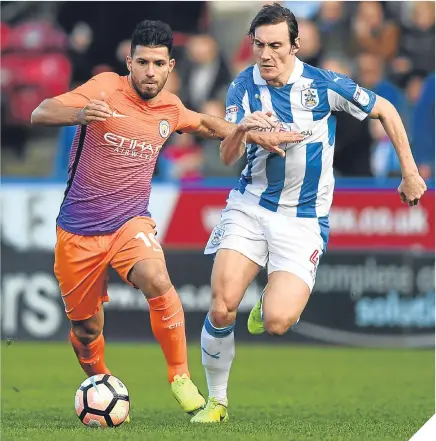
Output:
[135, 232, 162, 252]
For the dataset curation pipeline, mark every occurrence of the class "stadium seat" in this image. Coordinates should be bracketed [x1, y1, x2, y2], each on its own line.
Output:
[8, 20, 68, 52]
[0, 21, 11, 51]
[2, 20, 71, 125]
[2, 53, 71, 124]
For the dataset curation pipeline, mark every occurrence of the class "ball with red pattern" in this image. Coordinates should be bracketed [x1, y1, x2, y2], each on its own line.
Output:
[75, 374, 130, 427]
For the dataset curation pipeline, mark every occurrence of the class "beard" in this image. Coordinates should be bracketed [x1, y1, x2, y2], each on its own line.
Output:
[130, 74, 167, 100]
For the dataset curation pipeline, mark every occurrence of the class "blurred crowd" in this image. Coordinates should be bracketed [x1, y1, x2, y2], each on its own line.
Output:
[1, 1, 435, 181]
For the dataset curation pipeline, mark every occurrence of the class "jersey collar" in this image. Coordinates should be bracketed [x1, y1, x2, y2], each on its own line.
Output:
[253, 57, 304, 86]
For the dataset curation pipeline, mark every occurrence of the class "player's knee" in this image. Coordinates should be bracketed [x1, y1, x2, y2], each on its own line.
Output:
[130, 260, 172, 298]
[264, 320, 288, 336]
[264, 315, 298, 336]
[209, 305, 236, 328]
[71, 321, 102, 345]
[209, 284, 240, 328]
[142, 271, 172, 298]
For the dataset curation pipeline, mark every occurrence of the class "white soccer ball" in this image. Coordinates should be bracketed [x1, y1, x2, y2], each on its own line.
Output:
[75, 374, 130, 427]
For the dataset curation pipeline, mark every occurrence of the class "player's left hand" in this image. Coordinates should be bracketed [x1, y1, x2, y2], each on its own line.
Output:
[398, 171, 427, 206]
[238, 111, 276, 132]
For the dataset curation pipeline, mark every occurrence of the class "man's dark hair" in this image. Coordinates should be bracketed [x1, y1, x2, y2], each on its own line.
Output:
[248, 3, 299, 46]
[131, 20, 173, 56]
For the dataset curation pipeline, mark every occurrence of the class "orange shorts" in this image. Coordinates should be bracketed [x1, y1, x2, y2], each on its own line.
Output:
[54, 216, 165, 321]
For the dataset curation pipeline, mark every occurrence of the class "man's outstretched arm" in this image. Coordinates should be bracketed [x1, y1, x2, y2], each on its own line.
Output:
[369, 95, 427, 205]
[31, 96, 112, 126]
[31, 73, 118, 126]
[187, 112, 304, 165]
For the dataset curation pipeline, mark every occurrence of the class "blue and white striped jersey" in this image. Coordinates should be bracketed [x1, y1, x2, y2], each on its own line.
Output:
[225, 58, 376, 218]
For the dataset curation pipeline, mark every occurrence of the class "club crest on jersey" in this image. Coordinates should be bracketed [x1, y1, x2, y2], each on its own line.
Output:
[301, 87, 319, 109]
[159, 120, 170, 138]
[210, 225, 225, 246]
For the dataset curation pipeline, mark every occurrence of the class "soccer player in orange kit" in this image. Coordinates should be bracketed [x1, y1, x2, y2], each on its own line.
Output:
[31, 20, 303, 416]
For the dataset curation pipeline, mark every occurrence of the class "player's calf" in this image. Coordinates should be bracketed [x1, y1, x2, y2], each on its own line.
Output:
[130, 260, 189, 379]
[128, 259, 206, 414]
[70, 309, 111, 377]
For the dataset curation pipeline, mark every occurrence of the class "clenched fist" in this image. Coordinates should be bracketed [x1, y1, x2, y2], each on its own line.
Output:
[78, 92, 113, 125]
[398, 171, 427, 206]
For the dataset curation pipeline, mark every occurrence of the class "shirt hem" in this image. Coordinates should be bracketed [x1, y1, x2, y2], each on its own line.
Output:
[233, 188, 330, 219]
[56, 214, 151, 236]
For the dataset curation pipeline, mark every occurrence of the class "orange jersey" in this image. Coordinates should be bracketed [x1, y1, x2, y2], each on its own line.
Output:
[54, 72, 200, 235]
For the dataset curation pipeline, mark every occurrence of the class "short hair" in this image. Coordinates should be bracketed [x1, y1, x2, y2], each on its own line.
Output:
[248, 3, 299, 46]
[130, 20, 173, 56]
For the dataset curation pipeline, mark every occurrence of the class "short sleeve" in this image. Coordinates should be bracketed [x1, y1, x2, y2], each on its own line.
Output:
[326, 72, 376, 121]
[54, 72, 121, 108]
[175, 102, 201, 132]
[225, 81, 250, 124]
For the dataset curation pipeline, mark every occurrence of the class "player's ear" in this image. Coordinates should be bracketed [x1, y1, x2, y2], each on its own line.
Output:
[126, 54, 132, 72]
[169, 58, 176, 73]
[291, 37, 301, 55]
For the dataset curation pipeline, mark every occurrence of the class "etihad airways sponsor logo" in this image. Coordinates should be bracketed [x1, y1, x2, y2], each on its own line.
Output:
[104, 132, 162, 160]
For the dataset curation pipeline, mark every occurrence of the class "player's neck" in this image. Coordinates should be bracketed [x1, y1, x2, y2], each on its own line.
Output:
[266, 59, 296, 88]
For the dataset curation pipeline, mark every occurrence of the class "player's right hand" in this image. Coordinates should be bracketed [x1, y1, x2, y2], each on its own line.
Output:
[249, 121, 305, 157]
[255, 130, 305, 158]
[78, 92, 113, 124]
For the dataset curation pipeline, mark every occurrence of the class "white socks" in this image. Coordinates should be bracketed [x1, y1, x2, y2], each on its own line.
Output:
[200, 314, 235, 406]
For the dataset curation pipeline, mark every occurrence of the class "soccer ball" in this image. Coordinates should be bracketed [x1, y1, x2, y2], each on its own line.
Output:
[75, 374, 130, 427]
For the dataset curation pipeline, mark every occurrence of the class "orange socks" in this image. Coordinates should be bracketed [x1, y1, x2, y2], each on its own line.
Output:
[148, 286, 189, 382]
[69, 288, 188, 383]
[70, 330, 111, 377]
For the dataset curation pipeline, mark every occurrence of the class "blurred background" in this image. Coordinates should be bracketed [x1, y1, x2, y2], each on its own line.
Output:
[0, 1, 434, 347]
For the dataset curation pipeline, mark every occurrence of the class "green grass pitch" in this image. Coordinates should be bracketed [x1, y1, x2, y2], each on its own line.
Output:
[1, 342, 434, 441]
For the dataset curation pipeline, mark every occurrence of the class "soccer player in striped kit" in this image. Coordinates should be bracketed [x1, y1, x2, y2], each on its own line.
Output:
[193, 3, 427, 423]
[31, 19, 303, 418]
